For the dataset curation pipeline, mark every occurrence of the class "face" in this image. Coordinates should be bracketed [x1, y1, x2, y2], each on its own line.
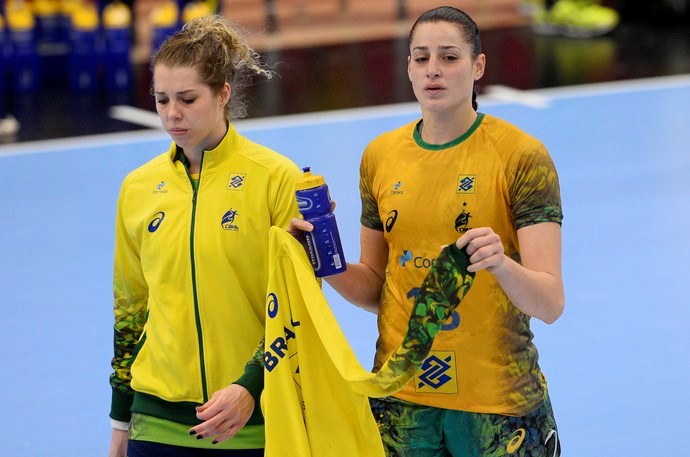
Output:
[153, 64, 230, 153]
[408, 21, 485, 114]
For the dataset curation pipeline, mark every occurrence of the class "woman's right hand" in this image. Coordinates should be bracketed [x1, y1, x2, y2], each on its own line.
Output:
[286, 200, 336, 237]
[286, 217, 313, 237]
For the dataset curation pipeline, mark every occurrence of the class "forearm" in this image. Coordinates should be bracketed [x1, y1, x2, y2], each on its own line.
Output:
[493, 256, 564, 324]
[325, 261, 384, 314]
[233, 337, 264, 405]
[109, 428, 128, 457]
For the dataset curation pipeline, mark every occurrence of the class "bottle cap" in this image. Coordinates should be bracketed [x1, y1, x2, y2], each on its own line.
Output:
[103, 2, 132, 28]
[295, 167, 325, 191]
[32, 0, 58, 16]
[151, 1, 179, 28]
[72, 4, 99, 30]
[7, 2, 35, 30]
[183, 1, 213, 24]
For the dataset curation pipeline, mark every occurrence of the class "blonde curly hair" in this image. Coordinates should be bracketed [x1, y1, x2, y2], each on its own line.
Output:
[151, 14, 272, 120]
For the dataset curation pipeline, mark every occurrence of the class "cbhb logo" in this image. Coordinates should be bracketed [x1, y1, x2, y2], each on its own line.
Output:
[221, 209, 240, 231]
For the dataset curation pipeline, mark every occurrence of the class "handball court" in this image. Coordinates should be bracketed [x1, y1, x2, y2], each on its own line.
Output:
[1, 17, 689, 457]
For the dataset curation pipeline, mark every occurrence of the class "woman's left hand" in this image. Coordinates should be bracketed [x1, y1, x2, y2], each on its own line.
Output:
[190, 384, 255, 444]
[455, 227, 506, 274]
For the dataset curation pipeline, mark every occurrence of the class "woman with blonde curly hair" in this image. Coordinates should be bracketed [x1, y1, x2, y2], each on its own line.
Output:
[108, 14, 302, 456]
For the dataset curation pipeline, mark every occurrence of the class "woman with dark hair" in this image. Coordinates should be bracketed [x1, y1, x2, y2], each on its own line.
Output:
[292, 6, 564, 456]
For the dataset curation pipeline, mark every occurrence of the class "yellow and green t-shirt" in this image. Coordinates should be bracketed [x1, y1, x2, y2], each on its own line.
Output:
[359, 113, 563, 416]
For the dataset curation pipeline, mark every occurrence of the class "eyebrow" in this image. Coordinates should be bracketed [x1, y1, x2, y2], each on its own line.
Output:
[411, 45, 462, 52]
[153, 89, 198, 96]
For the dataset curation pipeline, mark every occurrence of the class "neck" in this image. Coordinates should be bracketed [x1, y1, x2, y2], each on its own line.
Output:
[420, 110, 478, 145]
[182, 122, 229, 174]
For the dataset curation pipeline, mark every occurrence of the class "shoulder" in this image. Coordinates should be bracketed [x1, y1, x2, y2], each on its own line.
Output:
[234, 135, 301, 178]
[120, 147, 173, 190]
[479, 114, 544, 150]
[364, 120, 418, 160]
[477, 114, 552, 168]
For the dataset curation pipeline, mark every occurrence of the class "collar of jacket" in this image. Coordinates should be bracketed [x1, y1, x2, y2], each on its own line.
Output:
[167, 122, 244, 176]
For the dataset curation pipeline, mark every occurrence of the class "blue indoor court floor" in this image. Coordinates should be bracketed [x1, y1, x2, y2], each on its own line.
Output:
[1, 74, 689, 456]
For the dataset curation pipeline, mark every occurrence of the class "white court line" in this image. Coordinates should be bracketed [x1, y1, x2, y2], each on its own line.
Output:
[482, 85, 551, 109]
[1, 73, 689, 157]
[109, 105, 164, 130]
[0, 129, 170, 157]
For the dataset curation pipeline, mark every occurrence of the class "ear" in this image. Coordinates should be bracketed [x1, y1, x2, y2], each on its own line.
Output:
[220, 82, 231, 106]
[473, 53, 486, 81]
[407, 55, 412, 81]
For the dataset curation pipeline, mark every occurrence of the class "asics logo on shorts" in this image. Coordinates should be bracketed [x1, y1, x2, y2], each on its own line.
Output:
[506, 428, 526, 453]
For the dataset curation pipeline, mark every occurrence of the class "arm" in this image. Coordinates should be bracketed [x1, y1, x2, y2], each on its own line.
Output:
[108, 429, 128, 457]
[288, 219, 388, 314]
[325, 225, 388, 313]
[110, 182, 147, 441]
[456, 222, 564, 324]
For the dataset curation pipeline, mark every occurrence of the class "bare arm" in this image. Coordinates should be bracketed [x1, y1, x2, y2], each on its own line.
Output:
[456, 222, 564, 324]
[108, 429, 128, 457]
[288, 218, 388, 314]
[325, 225, 388, 313]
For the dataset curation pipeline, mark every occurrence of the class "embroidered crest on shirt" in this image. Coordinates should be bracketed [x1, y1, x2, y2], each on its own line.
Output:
[456, 174, 476, 194]
[227, 173, 246, 191]
[221, 208, 240, 231]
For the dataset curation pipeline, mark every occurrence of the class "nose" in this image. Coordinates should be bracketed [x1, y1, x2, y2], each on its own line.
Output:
[167, 100, 182, 120]
[427, 56, 440, 78]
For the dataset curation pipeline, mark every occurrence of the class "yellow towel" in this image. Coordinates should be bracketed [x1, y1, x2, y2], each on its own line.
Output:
[262, 227, 474, 456]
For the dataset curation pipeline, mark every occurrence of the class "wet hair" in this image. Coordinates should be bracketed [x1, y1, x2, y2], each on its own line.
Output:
[409, 6, 482, 110]
[151, 14, 272, 120]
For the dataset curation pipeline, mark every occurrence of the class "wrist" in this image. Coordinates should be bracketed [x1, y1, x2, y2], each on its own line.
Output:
[111, 419, 130, 431]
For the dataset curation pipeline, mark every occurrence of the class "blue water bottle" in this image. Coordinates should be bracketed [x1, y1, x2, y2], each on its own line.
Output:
[102, 1, 132, 92]
[295, 167, 347, 277]
[68, 5, 100, 91]
[7, 1, 40, 92]
[151, 1, 179, 54]
[0, 13, 7, 102]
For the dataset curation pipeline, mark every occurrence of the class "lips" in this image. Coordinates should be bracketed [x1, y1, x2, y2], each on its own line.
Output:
[424, 85, 444, 93]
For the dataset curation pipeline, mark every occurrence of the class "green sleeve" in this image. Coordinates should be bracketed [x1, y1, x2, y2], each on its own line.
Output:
[233, 337, 265, 405]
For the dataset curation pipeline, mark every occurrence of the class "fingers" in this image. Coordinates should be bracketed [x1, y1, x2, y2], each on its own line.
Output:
[455, 227, 504, 273]
[189, 385, 255, 444]
[208, 422, 245, 444]
[286, 217, 313, 236]
[455, 226, 492, 251]
[189, 416, 243, 444]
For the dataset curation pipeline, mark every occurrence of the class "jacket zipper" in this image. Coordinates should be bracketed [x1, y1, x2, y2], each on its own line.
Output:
[186, 152, 209, 402]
